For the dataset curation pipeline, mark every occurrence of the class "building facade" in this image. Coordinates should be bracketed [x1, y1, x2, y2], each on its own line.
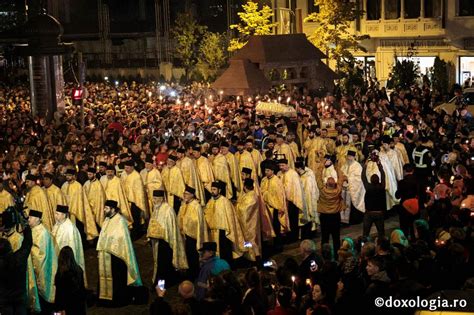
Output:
[272, 0, 474, 85]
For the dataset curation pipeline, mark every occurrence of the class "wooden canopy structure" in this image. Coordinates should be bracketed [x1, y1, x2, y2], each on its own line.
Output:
[211, 59, 272, 95]
[214, 34, 338, 92]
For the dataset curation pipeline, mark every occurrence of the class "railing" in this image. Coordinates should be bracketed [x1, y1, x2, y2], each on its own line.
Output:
[362, 17, 444, 37]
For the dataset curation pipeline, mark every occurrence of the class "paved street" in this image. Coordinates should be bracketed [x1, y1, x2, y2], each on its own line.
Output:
[86, 214, 400, 314]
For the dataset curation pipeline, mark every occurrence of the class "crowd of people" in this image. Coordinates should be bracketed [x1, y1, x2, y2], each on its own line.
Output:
[0, 78, 473, 315]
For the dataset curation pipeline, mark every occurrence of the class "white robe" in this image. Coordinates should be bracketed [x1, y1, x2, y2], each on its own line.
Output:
[52, 218, 87, 287]
[341, 161, 366, 220]
[385, 149, 404, 182]
[300, 168, 320, 230]
[323, 164, 338, 184]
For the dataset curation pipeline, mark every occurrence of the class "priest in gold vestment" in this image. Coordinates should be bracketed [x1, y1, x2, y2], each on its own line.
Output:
[204, 181, 245, 265]
[51, 205, 87, 287]
[0, 178, 14, 213]
[3, 214, 41, 313]
[236, 178, 261, 262]
[24, 174, 55, 232]
[84, 168, 107, 228]
[241, 168, 274, 241]
[147, 190, 188, 288]
[121, 160, 149, 235]
[296, 160, 320, 237]
[221, 142, 241, 199]
[61, 169, 98, 240]
[140, 155, 163, 212]
[176, 148, 206, 206]
[274, 134, 295, 169]
[102, 165, 133, 227]
[42, 173, 66, 220]
[192, 146, 215, 202]
[161, 155, 186, 213]
[28, 210, 58, 308]
[178, 185, 208, 279]
[96, 200, 142, 307]
[260, 162, 289, 252]
[278, 158, 308, 243]
[210, 144, 233, 200]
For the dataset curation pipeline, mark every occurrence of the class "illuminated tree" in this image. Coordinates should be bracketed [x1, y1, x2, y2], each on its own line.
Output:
[195, 32, 228, 81]
[228, 1, 277, 52]
[304, 0, 369, 72]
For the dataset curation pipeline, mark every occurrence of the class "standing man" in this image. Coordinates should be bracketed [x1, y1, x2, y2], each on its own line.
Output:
[178, 185, 208, 280]
[210, 144, 233, 199]
[25, 174, 55, 232]
[340, 150, 366, 224]
[161, 155, 186, 214]
[361, 161, 386, 239]
[204, 181, 245, 266]
[176, 148, 206, 206]
[278, 158, 308, 243]
[84, 167, 107, 228]
[395, 164, 419, 240]
[236, 178, 262, 263]
[0, 178, 14, 213]
[315, 165, 345, 251]
[274, 134, 295, 169]
[221, 142, 241, 199]
[61, 169, 98, 241]
[295, 160, 319, 239]
[193, 145, 215, 203]
[43, 173, 66, 220]
[96, 200, 142, 307]
[121, 160, 148, 237]
[51, 205, 87, 287]
[102, 165, 133, 227]
[28, 210, 58, 312]
[140, 155, 163, 212]
[260, 162, 289, 253]
[148, 190, 188, 288]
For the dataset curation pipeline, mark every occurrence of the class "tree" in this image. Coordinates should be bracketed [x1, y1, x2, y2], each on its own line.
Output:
[387, 54, 420, 89]
[430, 57, 449, 96]
[195, 32, 228, 81]
[171, 13, 207, 78]
[228, 1, 277, 52]
[304, 0, 369, 72]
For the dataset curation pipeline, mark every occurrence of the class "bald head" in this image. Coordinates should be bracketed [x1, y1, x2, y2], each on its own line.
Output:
[178, 280, 194, 299]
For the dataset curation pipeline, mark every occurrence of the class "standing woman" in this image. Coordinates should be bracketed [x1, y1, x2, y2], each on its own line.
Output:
[54, 246, 87, 315]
